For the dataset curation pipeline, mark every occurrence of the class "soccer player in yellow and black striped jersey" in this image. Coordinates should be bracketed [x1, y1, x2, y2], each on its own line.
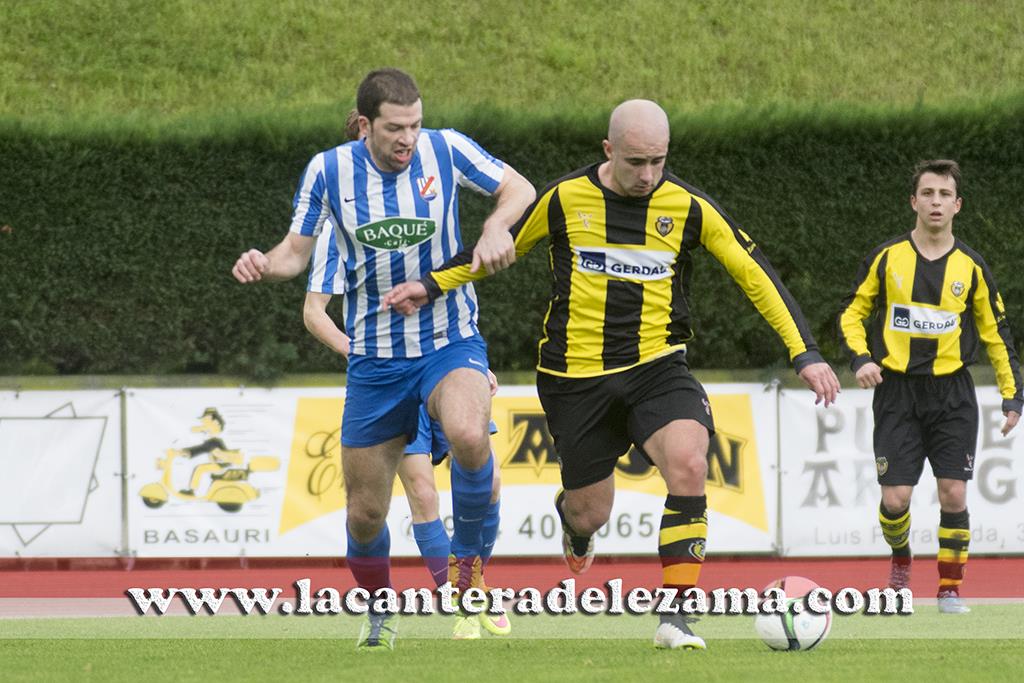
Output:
[838, 159, 1022, 614]
[384, 99, 840, 650]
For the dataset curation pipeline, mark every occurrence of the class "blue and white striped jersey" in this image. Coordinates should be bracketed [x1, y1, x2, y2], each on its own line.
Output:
[306, 218, 345, 296]
[290, 128, 504, 358]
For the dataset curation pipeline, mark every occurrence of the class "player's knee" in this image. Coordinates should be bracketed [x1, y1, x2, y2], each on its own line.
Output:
[937, 486, 967, 512]
[573, 509, 610, 537]
[445, 425, 491, 465]
[346, 500, 388, 538]
[881, 490, 911, 514]
[564, 496, 611, 536]
[407, 480, 439, 518]
[663, 448, 708, 489]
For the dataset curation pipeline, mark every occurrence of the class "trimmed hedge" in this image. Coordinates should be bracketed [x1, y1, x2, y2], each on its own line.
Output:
[2, 106, 1023, 378]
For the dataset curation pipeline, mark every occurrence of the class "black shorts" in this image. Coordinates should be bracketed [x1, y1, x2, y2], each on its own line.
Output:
[872, 368, 978, 485]
[536, 352, 715, 490]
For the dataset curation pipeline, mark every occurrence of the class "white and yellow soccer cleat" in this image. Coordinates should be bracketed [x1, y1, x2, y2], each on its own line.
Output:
[653, 613, 706, 650]
[356, 611, 399, 651]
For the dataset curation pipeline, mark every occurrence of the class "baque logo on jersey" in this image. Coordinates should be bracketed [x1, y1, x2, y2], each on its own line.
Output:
[889, 303, 959, 335]
[417, 175, 438, 201]
[355, 217, 437, 250]
[575, 247, 673, 281]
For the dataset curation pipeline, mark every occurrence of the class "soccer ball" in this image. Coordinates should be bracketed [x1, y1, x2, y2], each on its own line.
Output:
[753, 575, 832, 651]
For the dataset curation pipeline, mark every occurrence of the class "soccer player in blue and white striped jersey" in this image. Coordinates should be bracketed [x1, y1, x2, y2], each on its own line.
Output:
[233, 68, 535, 650]
[305, 218, 510, 640]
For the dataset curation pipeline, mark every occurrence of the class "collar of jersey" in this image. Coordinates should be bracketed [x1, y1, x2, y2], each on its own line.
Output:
[906, 231, 958, 264]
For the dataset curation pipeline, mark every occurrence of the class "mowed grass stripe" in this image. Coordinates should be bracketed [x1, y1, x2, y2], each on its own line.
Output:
[0, 638, 1020, 683]
[1, 0, 1023, 127]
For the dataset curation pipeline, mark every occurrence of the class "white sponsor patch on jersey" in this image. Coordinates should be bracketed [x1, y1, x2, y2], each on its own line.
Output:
[888, 303, 959, 335]
[574, 247, 675, 281]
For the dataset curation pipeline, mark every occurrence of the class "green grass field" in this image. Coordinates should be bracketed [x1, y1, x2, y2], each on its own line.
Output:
[2, 0, 1023, 133]
[3, 607, 1021, 682]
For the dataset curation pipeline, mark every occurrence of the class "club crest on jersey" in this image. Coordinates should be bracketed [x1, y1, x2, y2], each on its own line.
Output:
[417, 175, 438, 201]
[656, 215, 674, 236]
[951, 281, 965, 297]
[876, 457, 888, 477]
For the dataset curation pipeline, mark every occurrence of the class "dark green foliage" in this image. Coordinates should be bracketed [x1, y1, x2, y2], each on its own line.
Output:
[2, 106, 1022, 377]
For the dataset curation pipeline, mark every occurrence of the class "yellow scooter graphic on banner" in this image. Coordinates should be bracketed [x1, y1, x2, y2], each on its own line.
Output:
[139, 447, 280, 513]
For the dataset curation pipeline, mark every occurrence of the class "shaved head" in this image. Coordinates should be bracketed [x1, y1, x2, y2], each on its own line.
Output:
[607, 99, 670, 147]
[599, 99, 671, 197]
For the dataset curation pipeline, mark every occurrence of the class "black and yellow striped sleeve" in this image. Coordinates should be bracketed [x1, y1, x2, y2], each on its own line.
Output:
[971, 259, 1023, 413]
[424, 184, 557, 299]
[838, 246, 886, 372]
[694, 196, 823, 372]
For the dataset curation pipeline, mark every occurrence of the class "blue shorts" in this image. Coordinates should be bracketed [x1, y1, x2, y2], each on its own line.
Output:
[405, 406, 499, 465]
[342, 336, 489, 448]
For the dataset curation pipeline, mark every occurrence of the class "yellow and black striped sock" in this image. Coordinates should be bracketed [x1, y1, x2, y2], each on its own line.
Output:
[938, 509, 970, 596]
[879, 502, 911, 560]
[659, 494, 707, 592]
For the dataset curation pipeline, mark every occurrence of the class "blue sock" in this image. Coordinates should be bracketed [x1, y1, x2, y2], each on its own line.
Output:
[346, 524, 391, 593]
[481, 500, 500, 565]
[450, 454, 494, 558]
[413, 518, 451, 587]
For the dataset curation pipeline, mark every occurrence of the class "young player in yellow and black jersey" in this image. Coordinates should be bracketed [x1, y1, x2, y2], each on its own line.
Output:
[384, 99, 840, 651]
[838, 159, 1022, 614]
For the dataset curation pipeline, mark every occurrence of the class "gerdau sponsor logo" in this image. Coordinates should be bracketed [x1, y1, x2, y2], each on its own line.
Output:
[356, 218, 436, 250]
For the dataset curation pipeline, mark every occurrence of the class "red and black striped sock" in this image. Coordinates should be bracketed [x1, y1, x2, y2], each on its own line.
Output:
[937, 509, 970, 596]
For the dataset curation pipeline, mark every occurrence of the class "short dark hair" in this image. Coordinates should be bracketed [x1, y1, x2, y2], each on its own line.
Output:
[912, 159, 962, 197]
[356, 68, 420, 121]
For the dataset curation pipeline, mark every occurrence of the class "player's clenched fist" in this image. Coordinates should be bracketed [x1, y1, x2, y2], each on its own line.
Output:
[381, 281, 429, 315]
[233, 249, 270, 283]
[854, 361, 884, 389]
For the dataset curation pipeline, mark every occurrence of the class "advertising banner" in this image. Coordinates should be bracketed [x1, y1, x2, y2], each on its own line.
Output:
[779, 387, 1023, 556]
[0, 390, 122, 556]
[127, 383, 779, 557]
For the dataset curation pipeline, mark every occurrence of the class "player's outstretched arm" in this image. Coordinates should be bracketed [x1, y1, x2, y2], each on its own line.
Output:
[472, 165, 535, 275]
[232, 233, 314, 284]
[381, 281, 430, 315]
[798, 362, 841, 407]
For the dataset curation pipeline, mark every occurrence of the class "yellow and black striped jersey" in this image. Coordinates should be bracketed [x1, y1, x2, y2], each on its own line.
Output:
[423, 163, 822, 378]
[838, 233, 1023, 411]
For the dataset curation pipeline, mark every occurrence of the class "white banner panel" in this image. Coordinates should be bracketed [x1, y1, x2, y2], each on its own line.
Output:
[0, 390, 122, 556]
[126, 383, 779, 557]
[779, 386, 1024, 557]
[126, 387, 343, 557]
